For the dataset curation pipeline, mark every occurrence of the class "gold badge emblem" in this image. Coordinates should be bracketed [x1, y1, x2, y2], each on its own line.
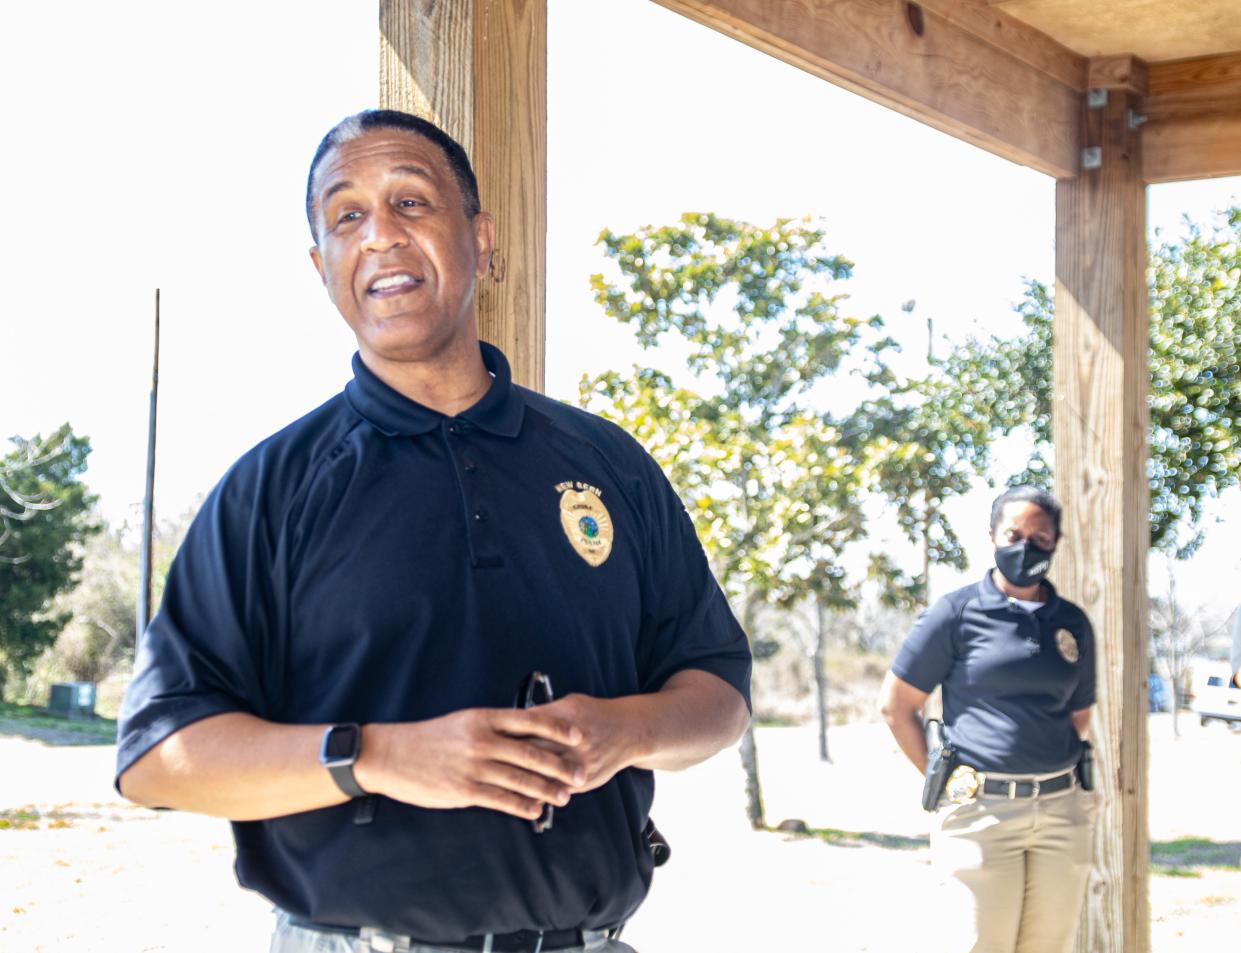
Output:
[1055, 629, 1080, 664]
[556, 481, 613, 567]
[946, 765, 981, 803]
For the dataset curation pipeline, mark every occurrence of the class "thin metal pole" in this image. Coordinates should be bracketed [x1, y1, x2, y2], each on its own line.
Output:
[137, 289, 160, 639]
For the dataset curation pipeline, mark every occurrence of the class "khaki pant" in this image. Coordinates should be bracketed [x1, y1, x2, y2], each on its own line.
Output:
[270, 911, 638, 953]
[931, 781, 1097, 953]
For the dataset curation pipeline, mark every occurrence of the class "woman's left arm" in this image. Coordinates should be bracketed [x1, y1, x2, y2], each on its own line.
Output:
[1071, 707, 1092, 738]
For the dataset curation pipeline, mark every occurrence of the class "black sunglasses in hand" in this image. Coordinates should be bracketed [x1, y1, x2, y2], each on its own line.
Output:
[513, 671, 556, 833]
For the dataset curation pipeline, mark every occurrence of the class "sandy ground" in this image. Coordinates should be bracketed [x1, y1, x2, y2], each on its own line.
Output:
[0, 713, 1236, 952]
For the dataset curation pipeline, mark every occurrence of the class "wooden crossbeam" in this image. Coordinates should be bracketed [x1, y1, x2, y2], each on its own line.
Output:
[653, 0, 1083, 178]
[915, 0, 1086, 91]
[1143, 52, 1241, 183]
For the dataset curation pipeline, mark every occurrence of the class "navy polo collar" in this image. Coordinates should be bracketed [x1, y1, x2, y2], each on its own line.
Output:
[976, 569, 1062, 615]
[344, 341, 525, 438]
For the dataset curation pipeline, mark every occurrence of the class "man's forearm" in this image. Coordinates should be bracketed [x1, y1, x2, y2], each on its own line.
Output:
[885, 712, 929, 775]
[119, 713, 346, 821]
[120, 707, 586, 823]
[628, 669, 750, 772]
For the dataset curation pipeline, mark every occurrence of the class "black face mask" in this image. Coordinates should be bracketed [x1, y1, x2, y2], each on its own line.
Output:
[994, 540, 1054, 588]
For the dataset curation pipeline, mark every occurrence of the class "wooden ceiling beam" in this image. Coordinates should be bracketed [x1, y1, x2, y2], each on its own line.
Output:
[653, 0, 1083, 178]
[1088, 54, 1149, 95]
[1142, 51, 1241, 183]
[914, 0, 1086, 90]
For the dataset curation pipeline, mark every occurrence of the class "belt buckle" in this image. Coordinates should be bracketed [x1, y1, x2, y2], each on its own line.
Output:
[491, 929, 545, 953]
[1030, 778, 1041, 797]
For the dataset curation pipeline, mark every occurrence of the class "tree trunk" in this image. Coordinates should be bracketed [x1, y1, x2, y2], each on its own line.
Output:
[814, 599, 831, 763]
[738, 720, 765, 829]
[1168, 569, 1181, 738]
[921, 490, 933, 608]
[739, 592, 766, 829]
[1169, 650, 1181, 738]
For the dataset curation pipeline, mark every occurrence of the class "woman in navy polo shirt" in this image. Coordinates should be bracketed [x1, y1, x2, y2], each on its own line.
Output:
[880, 485, 1096, 953]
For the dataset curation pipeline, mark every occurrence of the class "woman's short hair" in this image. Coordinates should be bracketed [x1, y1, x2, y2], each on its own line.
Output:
[989, 485, 1063, 540]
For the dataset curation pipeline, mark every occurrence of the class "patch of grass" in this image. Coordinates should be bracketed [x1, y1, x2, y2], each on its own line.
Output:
[753, 715, 799, 728]
[0, 808, 41, 831]
[1154, 866, 1203, 879]
[0, 701, 118, 743]
[0, 806, 78, 832]
[787, 825, 929, 851]
[1151, 837, 1241, 871]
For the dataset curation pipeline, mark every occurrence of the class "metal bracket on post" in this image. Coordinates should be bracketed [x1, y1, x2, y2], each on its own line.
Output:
[1087, 88, 1109, 108]
[1082, 147, 1103, 170]
[1128, 109, 1148, 130]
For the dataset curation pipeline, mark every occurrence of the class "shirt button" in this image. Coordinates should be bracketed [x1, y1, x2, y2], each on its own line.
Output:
[474, 506, 489, 522]
[448, 421, 463, 435]
[463, 459, 478, 473]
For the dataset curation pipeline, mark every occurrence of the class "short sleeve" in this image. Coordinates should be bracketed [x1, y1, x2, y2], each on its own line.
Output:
[115, 465, 280, 787]
[1068, 612, 1096, 710]
[890, 596, 960, 693]
[633, 457, 752, 710]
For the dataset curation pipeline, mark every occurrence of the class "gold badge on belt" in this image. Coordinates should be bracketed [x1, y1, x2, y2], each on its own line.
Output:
[1055, 628, 1080, 664]
[946, 765, 981, 803]
[556, 481, 614, 567]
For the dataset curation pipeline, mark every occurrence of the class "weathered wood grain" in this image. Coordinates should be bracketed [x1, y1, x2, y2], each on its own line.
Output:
[378, 0, 547, 392]
[653, 0, 1081, 177]
[1053, 84, 1150, 953]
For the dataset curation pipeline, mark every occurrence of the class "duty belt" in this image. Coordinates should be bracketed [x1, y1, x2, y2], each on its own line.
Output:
[286, 914, 614, 952]
[980, 769, 1075, 799]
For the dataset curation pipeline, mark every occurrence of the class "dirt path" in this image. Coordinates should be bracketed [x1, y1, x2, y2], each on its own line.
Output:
[0, 715, 1236, 952]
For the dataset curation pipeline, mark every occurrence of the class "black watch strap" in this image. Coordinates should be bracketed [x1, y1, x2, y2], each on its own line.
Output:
[320, 723, 367, 798]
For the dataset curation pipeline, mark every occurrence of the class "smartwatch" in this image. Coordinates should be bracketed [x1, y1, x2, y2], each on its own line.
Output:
[319, 723, 367, 798]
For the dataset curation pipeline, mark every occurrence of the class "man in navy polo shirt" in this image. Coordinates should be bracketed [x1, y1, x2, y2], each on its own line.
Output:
[117, 110, 752, 953]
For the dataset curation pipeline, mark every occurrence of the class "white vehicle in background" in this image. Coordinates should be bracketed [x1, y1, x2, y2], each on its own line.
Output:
[1193, 661, 1241, 728]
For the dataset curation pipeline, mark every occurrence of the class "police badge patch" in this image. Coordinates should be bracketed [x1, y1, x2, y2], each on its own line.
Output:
[946, 765, 980, 803]
[556, 481, 613, 567]
[1055, 629, 1080, 664]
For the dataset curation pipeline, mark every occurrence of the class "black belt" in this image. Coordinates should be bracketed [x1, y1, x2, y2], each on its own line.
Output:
[287, 914, 592, 952]
[981, 769, 1074, 799]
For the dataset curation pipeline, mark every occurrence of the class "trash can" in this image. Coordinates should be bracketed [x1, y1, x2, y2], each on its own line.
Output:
[48, 682, 97, 720]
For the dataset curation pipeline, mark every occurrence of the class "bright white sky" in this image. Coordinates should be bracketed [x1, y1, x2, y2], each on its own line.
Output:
[2, 0, 1238, 615]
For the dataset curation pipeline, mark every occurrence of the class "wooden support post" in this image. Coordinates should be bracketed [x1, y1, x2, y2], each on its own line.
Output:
[378, 0, 547, 391]
[1053, 67, 1150, 953]
[472, 0, 546, 393]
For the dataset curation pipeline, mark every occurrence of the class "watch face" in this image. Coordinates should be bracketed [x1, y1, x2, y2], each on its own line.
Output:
[323, 724, 360, 762]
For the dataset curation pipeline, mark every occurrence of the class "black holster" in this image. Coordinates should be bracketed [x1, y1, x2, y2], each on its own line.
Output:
[644, 818, 671, 867]
[1076, 740, 1095, 791]
[922, 718, 957, 812]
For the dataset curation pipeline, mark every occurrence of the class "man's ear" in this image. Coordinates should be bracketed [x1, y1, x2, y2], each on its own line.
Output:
[473, 212, 496, 279]
[309, 246, 327, 285]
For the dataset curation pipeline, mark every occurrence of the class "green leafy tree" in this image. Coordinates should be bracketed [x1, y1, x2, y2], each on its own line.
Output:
[767, 415, 864, 763]
[937, 208, 1241, 555]
[0, 425, 99, 694]
[583, 213, 892, 823]
[49, 502, 195, 687]
[843, 302, 997, 607]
